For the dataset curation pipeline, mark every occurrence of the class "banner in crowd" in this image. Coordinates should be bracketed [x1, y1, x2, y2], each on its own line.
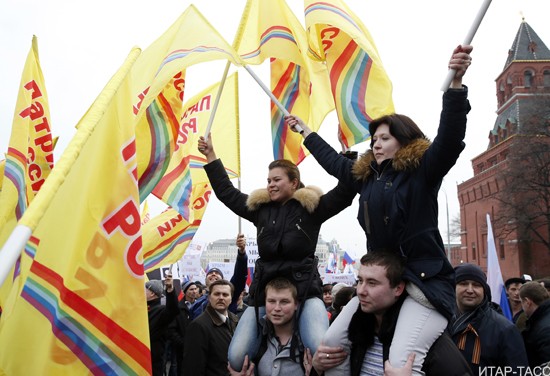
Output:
[321, 272, 357, 286]
[176, 242, 205, 277]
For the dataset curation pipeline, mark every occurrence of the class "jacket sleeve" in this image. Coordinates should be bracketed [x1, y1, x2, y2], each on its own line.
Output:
[159, 290, 179, 327]
[229, 251, 248, 313]
[182, 321, 208, 376]
[166, 316, 185, 347]
[424, 87, 471, 185]
[303, 133, 357, 187]
[204, 158, 255, 222]
[535, 326, 550, 366]
[314, 181, 357, 223]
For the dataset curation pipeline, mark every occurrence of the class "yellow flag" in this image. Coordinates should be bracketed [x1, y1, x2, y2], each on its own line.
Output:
[0, 49, 152, 375]
[234, 0, 334, 164]
[0, 36, 55, 309]
[0, 35, 54, 226]
[304, 0, 394, 147]
[152, 72, 239, 215]
[131, 5, 243, 199]
[140, 200, 151, 225]
[0, 159, 4, 191]
[143, 183, 211, 272]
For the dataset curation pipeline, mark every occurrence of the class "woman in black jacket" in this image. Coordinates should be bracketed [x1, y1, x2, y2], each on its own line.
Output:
[285, 45, 474, 374]
[197, 134, 356, 371]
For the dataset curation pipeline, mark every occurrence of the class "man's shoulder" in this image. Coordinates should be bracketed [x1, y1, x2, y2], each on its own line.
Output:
[425, 332, 473, 375]
[189, 310, 211, 328]
[486, 307, 516, 328]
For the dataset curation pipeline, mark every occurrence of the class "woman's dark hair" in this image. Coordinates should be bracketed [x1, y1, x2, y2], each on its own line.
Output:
[268, 159, 305, 189]
[369, 113, 426, 148]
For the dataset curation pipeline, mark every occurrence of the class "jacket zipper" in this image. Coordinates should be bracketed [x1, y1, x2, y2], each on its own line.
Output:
[295, 223, 312, 243]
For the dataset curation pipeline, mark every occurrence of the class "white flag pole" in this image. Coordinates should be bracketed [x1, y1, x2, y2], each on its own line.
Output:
[243, 65, 303, 133]
[0, 225, 32, 286]
[441, 0, 492, 91]
[203, 61, 231, 138]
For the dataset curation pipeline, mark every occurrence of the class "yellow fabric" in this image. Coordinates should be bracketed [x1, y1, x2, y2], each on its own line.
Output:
[143, 183, 211, 272]
[0, 49, 152, 375]
[131, 5, 243, 189]
[304, 0, 394, 147]
[234, 0, 334, 164]
[0, 36, 54, 308]
[152, 72, 240, 212]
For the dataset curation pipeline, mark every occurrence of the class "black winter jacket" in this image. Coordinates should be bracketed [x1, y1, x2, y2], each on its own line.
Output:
[348, 294, 473, 376]
[167, 299, 192, 376]
[182, 304, 238, 376]
[522, 299, 550, 367]
[303, 88, 471, 319]
[449, 297, 529, 374]
[147, 290, 179, 376]
[204, 159, 355, 305]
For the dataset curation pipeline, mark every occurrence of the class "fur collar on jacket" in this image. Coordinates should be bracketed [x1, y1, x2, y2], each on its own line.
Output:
[351, 138, 431, 181]
[246, 185, 323, 214]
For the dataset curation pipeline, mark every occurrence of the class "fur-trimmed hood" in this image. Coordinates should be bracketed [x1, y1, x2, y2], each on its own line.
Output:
[351, 138, 431, 181]
[246, 185, 323, 213]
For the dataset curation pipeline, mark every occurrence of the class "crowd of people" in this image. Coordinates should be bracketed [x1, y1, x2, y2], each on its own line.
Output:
[142, 44, 550, 375]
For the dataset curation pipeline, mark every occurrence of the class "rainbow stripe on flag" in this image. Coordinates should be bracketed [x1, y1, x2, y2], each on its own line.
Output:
[234, 0, 334, 164]
[305, 0, 394, 148]
[143, 183, 211, 272]
[22, 261, 150, 375]
[270, 60, 307, 162]
[137, 82, 183, 202]
[328, 39, 374, 146]
[2, 147, 28, 219]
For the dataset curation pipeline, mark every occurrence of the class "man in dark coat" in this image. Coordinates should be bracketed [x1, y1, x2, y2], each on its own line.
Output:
[183, 279, 238, 376]
[520, 281, 550, 367]
[146, 275, 179, 376]
[166, 280, 196, 376]
[449, 264, 529, 374]
[189, 236, 248, 320]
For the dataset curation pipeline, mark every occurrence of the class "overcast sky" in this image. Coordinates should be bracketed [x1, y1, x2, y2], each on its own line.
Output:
[1, 0, 548, 256]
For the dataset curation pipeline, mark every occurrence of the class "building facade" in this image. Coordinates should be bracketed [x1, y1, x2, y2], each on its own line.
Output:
[455, 20, 550, 279]
[201, 235, 347, 272]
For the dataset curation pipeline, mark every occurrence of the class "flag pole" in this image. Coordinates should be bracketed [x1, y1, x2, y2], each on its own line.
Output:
[0, 225, 32, 286]
[243, 65, 304, 133]
[203, 61, 231, 138]
[441, 0, 492, 91]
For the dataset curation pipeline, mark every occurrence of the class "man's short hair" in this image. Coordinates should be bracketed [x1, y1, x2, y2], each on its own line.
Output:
[360, 250, 405, 288]
[520, 281, 550, 305]
[209, 279, 234, 295]
[265, 277, 298, 301]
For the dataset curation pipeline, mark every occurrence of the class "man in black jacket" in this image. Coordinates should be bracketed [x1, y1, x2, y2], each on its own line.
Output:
[183, 279, 238, 376]
[520, 281, 550, 367]
[312, 251, 472, 376]
[449, 264, 529, 374]
[146, 274, 179, 376]
[189, 234, 248, 320]
[167, 280, 196, 376]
